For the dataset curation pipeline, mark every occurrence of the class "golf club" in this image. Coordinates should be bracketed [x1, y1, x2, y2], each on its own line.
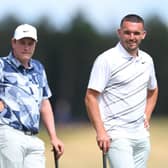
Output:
[102, 152, 107, 168]
[53, 147, 59, 168]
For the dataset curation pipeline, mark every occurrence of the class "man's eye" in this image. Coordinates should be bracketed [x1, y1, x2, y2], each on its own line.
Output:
[124, 31, 131, 35]
[124, 31, 141, 35]
[134, 32, 141, 35]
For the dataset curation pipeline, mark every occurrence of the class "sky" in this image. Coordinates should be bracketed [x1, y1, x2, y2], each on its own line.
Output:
[0, 0, 168, 33]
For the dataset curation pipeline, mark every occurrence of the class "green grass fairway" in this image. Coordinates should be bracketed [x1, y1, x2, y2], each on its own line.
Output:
[38, 117, 168, 168]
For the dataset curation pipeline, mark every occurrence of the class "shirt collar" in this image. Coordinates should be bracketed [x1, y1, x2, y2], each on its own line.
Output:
[117, 42, 142, 61]
[7, 52, 33, 70]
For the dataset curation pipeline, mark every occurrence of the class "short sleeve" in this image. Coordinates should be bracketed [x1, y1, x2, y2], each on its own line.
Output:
[88, 55, 111, 92]
[42, 68, 52, 99]
[147, 59, 157, 90]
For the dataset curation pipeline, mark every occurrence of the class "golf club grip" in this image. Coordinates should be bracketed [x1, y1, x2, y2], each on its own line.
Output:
[53, 147, 59, 168]
[103, 153, 107, 168]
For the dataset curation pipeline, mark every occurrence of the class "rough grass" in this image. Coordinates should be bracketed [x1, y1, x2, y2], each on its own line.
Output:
[38, 117, 168, 168]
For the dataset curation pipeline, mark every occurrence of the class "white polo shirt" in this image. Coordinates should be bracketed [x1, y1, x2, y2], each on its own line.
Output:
[88, 42, 157, 139]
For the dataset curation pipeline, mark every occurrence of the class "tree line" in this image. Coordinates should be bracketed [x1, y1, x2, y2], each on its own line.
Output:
[0, 14, 167, 123]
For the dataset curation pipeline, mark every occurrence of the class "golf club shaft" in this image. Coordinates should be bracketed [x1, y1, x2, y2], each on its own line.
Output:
[53, 147, 59, 168]
[103, 152, 107, 168]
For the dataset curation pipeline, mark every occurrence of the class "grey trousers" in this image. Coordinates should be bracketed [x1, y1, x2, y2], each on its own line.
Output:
[107, 137, 150, 168]
[0, 125, 45, 168]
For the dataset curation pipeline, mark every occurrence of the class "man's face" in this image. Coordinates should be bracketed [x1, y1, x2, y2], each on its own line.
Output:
[12, 38, 36, 67]
[117, 21, 146, 56]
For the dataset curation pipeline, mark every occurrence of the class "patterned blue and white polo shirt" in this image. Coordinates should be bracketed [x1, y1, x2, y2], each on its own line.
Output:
[0, 52, 51, 134]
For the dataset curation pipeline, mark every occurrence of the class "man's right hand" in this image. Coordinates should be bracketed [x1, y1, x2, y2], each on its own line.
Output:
[96, 131, 111, 154]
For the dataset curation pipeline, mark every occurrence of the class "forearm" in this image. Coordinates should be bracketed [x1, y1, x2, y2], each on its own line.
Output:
[145, 87, 158, 122]
[85, 89, 110, 153]
[40, 99, 64, 158]
[85, 91, 105, 135]
[40, 99, 57, 141]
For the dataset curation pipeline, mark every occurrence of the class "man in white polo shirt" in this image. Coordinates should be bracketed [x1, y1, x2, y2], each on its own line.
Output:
[85, 14, 158, 168]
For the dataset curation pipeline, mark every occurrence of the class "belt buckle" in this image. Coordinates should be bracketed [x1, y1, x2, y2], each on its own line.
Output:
[24, 131, 33, 136]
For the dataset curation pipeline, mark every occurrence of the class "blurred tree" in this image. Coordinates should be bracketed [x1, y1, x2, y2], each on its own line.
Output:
[0, 15, 21, 55]
[0, 13, 167, 122]
[142, 15, 168, 116]
[56, 13, 118, 121]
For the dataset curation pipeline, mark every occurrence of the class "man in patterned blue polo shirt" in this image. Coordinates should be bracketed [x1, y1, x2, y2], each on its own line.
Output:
[0, 24, 64, 168]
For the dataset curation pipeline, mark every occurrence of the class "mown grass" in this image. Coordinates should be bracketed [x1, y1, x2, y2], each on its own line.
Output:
[38, 117, 168, 168]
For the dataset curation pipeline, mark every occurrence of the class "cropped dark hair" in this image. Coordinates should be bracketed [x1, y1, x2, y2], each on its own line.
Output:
[120, 14, 144, 28]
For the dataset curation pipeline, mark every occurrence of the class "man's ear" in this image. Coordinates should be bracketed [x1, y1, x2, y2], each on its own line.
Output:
[142, 30, 147, 39]
[117, 28, 121, 38]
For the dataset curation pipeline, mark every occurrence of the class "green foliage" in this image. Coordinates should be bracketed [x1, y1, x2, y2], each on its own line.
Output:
[0, 13, 167, 121]
[142, 15, 168, 115]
